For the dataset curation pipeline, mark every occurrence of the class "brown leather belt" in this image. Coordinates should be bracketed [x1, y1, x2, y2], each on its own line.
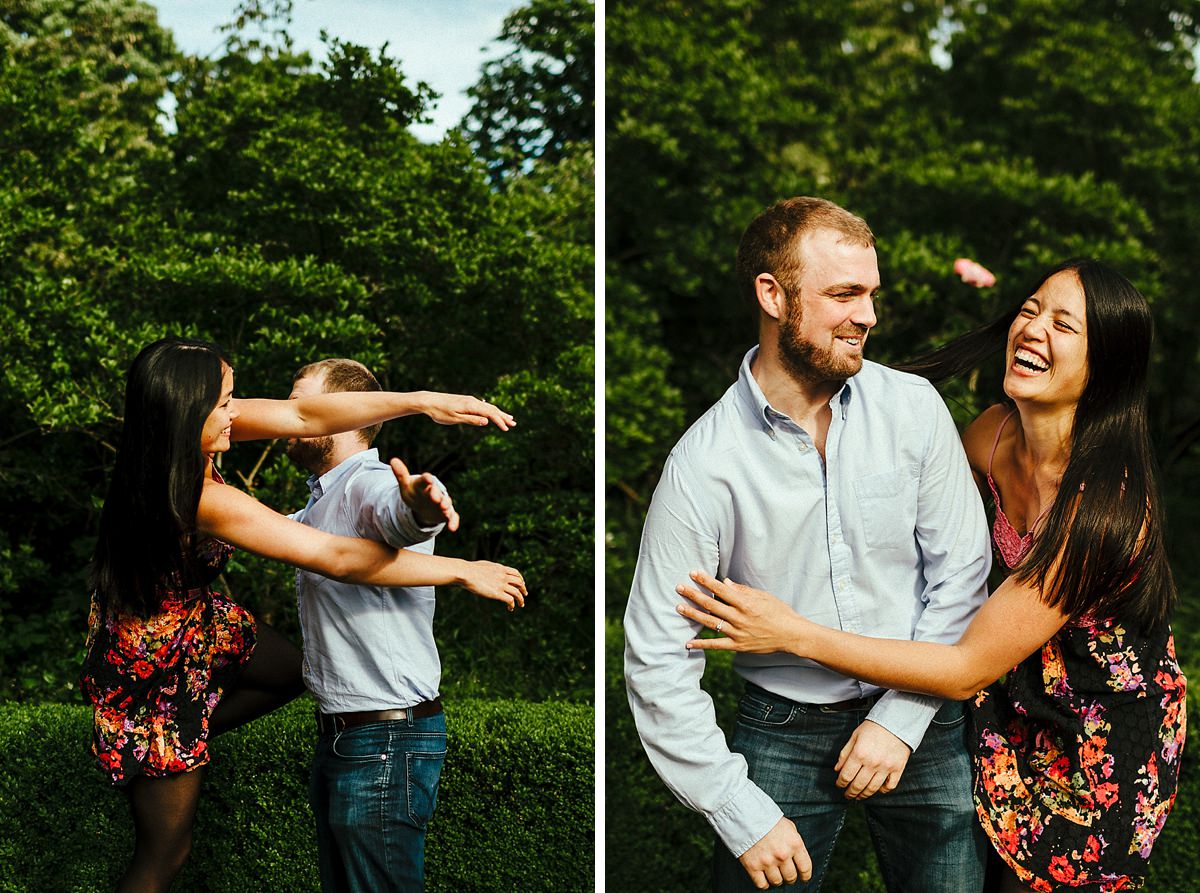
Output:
[816, 693, 882, 713]
[316, 697, 443, 734]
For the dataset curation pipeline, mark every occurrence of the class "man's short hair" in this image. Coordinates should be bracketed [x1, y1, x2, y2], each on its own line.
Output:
[736, 197, 876, 306]
[294, 358, 383, 446]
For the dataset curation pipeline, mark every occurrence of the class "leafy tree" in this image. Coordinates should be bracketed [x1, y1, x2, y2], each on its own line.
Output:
[464, 0, 595, 182]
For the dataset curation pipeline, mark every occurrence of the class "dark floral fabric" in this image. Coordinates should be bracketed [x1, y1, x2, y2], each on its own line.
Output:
[80, 537, 256, 785]
[971, 614, 1186, 891]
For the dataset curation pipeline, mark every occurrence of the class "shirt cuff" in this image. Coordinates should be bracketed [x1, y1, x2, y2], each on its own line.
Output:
[865, 690, 941, 752]
[393, 473, 449, 544]
[707, 778, 785, 858]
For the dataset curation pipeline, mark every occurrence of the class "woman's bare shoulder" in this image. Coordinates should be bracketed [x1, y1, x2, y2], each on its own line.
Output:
[961, 403, 1012, 477]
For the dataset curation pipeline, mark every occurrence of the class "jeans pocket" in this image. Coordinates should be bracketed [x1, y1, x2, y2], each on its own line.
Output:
[737, 688, 796, 727]
[331, 723, 393, 763]
[929, 699, 967, 729]
[406, 750, 446, 829]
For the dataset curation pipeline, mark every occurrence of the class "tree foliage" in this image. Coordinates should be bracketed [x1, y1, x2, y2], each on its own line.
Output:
[465, 0, 595, 182]
[0, 0, 593, 703]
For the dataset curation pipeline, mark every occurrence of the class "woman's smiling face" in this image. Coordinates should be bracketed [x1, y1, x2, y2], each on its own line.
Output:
[1004, 270, 1089, 408]
[200, 365, 237, 454]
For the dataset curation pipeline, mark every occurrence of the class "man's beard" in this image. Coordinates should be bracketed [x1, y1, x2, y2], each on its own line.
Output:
[285, 435, 335, 472]
[777, 295, 867, 385]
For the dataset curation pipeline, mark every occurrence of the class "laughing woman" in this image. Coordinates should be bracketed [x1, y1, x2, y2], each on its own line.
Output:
[677, 260, 1185, 892]
[81, 337, 527, 893]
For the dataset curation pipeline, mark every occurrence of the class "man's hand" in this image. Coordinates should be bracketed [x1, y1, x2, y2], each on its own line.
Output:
[459, 560, 527, 611]
[834, 720, 911, 800]
[390, 458, 460, 532]
[738, 817, 812, 889]
[421, 392, 516, 430]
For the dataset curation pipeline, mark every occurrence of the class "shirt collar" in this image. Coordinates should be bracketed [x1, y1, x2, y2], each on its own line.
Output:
[306, 448, 379, 499]
[735, 345, 856, 433]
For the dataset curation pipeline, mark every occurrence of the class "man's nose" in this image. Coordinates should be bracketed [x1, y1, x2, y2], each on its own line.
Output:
[850, 295, 877, 329]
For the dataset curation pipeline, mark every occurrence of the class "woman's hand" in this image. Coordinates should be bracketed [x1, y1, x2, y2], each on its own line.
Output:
[461, 561, 527, 611]
[421, 393, 516, 430]
[676, 571, 811, 655]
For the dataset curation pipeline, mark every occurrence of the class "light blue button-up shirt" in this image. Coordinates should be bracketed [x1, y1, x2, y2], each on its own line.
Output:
[623, 348, 990, 856]
[292, 449, 446, 713]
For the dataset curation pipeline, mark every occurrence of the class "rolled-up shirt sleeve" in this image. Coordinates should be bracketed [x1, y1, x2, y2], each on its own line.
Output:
[866, 384, 990, 749]
[623, 457, 783, 857]
[348, 472, 446, 549]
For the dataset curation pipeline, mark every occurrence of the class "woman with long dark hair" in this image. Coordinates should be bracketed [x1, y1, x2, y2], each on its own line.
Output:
[81, 337, 526, 893]
[676, 260, 1185, 892]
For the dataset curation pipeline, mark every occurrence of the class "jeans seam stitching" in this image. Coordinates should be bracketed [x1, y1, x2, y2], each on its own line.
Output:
[380, 726, 393, 877]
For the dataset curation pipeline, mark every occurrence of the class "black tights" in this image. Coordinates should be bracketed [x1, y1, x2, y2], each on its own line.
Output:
[119, 769, 204, 893]
[117, 621, 304, 892]
[210, 620, 306, 735]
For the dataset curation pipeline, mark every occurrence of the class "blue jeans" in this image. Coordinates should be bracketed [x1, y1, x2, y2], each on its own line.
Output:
[712, 685, 985, 893]
[310, 713, 447, 893]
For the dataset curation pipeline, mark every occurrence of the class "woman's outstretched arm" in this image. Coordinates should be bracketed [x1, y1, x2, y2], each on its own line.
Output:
[196, 478, 526, 610]
[229, 390, 515, 441]
[676, 570, 1066, 701]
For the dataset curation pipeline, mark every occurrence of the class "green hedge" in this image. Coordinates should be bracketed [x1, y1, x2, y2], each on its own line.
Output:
[605, 618, 1200, 892]
[0, 697, 593, 892]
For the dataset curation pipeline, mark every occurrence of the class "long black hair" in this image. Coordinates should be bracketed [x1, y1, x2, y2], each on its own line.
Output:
[89, 337, 231, 616]
[899, 258, 1176, 628]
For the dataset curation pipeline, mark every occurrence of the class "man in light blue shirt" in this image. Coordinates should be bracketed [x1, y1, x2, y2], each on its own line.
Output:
[623, 197, 991, 891]
[287, 358, 524, 893]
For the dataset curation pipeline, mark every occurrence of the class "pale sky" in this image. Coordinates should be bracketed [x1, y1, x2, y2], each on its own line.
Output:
[151, 0, 522, 141]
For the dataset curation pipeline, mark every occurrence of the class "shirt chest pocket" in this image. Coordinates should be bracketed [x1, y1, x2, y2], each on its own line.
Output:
[853, 468, 918, 550]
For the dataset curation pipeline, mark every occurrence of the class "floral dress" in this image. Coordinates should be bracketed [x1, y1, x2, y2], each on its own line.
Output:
[972, 619, 1185, 891]
[80, 537, 257, 785]
[971, 426, 1186, 891]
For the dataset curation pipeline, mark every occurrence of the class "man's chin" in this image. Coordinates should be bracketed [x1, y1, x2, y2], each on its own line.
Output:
[286, 440, 329, 471]
[839, 356, 865, 377]
[780, 349, 863, 385]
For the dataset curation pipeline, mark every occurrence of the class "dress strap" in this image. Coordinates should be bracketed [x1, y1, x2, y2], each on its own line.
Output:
[987, 409, 1015, 477]
[1029, 497, 1053, 532]
[985, 409, 1016, 506]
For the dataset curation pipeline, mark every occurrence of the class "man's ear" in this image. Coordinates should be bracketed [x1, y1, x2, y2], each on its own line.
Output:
[755, 273, 787, 321]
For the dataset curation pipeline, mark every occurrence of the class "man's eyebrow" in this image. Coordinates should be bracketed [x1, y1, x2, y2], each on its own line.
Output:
[821, 281, 876, 295]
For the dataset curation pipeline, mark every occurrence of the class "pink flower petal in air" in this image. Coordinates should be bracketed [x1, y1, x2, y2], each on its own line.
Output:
[954, 258, 996, 288]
